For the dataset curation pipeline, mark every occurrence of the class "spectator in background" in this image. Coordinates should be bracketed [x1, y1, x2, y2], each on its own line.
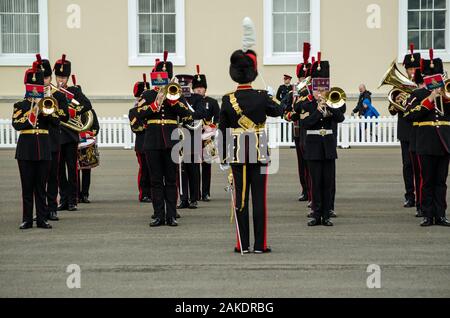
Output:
[276, 75, 293, 102]
[362, 97, 380, 118]
[352, 84, 372, 116]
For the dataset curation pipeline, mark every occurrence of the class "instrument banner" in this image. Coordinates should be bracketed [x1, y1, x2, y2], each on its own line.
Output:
[151, 72, 169, 87]
[25, 84, 44, 99]
[424, 74, 445, 90]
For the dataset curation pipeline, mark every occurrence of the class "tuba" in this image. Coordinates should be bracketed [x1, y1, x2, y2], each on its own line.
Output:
[51, 84, 94, 133]
[379, 60, 418, 112]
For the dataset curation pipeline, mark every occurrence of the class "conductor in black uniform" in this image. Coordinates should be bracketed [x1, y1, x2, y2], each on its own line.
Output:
[276, 75, 293, 102]
[403, 52, 450, 227]
[295, 57, 345, 227]
[13, 62, 55, 230]
[129, 74, 152, 203]
[192, 65, 221, 202]
[35, 54, 69, 222]
[55, 55, 92, 212]
[218, 31, 285, 253]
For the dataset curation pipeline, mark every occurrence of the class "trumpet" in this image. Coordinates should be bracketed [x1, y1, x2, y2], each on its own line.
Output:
[324, 87, 347, 109]
[50, 83, 94, 132]
[37, 96, 58, 116]
[161, 82, 182, 102]
[379, 60, 418, 112]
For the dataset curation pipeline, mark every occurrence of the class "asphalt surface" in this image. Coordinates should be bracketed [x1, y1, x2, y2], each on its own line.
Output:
[0, 148, 449, 298]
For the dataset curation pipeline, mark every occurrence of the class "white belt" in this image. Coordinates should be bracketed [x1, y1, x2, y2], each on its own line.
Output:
[307, 129, 333, 136]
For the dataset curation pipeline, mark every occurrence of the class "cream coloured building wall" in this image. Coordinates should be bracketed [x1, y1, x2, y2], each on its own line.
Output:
[0, 0, 449, 118]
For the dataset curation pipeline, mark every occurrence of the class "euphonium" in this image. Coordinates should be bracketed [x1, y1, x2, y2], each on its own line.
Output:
[163, 83, 182, 101]
[50, 83, 94, 132]
[379, 60, 418, 112]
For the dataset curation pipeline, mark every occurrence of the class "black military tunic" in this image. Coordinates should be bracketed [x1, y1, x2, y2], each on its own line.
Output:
[200, 96, 221, 199]
[46, 90, 69, 214]
[59, 85, 92, 207]
[13, 99, 56, 223]
[276, 84, 293, 103]
[129, 105, 152, 201]
[138, 88, 198, 222]
[389, 104, 416, 206]
[404, 89, 450, 221]
[282, 92, 310, 201]
[296, 95, 345, 221]
[219, 86, 284, 252]
[179, 94, 206, 205]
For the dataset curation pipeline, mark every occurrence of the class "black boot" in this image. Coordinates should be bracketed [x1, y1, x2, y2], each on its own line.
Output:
[58, 203, 68, 211]
[19, 222, 33, 230]
[308, 218, 321, 227]
[80, 195, 90, 204]
[166, 217, 178, 227]
[415, 208, 423, 218]
[322, 218, 334, 226]
[36, 220, 53, 229]
[47, 211, 59, 221]
[177, 201, 190, 209]
[150, 218, 165, 227]
[298, 194, 308, 202]
[404, 200, 415, 208]
[435, 217, 450, 227]
[188, 201, 198, 209]
[420, 217, 433, 227]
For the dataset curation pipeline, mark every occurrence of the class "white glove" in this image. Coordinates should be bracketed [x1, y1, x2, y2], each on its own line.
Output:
[266, 86, 274, 97]
[220, 164, 231, 172]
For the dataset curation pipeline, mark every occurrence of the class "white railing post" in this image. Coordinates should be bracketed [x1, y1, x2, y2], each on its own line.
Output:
[340, 115, 350, 149]
[123, 114, 133, 150]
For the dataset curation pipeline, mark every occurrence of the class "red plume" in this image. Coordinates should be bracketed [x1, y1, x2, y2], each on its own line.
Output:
[196, 65, 200, 75]
[420, 58, 424, 72]
[296, 64, 303, 77]
[303, 42, 311, 64]
[143, 73, 147, 83]
[163, 51, 168, 62]
[61, 54, 66, 64]
[36, 54, 42, 64]
[410, 43, 415, 55]
[429, 48, 435, 68]
[155, 58, 160, 67]
[32, 61, 39, 72]
[317, 52, 322, 71]
[72, 75, 77, 86]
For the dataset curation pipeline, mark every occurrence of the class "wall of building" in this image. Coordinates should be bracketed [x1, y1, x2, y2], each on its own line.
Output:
[0, 0, 448, 118]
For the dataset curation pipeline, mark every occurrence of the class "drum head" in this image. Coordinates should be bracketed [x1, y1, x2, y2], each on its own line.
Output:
[79, 138, 96, 149]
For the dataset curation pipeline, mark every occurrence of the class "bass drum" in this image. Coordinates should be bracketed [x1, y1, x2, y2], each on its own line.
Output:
[78, 139, 100, 170]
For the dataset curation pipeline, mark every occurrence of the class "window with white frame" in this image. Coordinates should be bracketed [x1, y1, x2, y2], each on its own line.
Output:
[264, 0, 320, 65]
[0, 0, 48, 65]
[128, 0, 185, 66]
[399, 0, 450, 62]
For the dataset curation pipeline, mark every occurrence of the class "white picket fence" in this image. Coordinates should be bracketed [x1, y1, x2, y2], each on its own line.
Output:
[0, 115, 399, 149]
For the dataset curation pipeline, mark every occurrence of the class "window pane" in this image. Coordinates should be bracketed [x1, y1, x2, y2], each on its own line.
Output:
[27, 15, 39, 33]
[14, 0, 26, 13]
[139, 14, 151, 33]
[298, 13, 310, 31]
[420, 11, 432, 29]
[434, 30, 445, 49]
[164, 0, 175, 13]
[151, 33, 163, 53]
[408, 30, 420, 48]
[151, 0, 163, 13]
[434, 10, 446, 29]
[14, 14, 27, 33]
[27, 0, 38, 13]
[151, 14, 163, 33]
[421, 30, 432, 48]
[286, 0, 297, 12]
[408, 0, 420, 9]
[14, 34, 27, 52]
[164, 14, 175, 33]
[2, 34, 14, 53]
[1, 14, 14, 33]
[273, 33, 285, 52]
[286, 33, 297, 52]
[298, 32, 309, 46]
[434, 0, 446, 9]
[421, 0, 432, 9]
[286, 14, 297, 32]
[28, 34, 39, 52]
[0, 0, 13, 12]
[298, 0, 310, 12]
[139, 34, 151, 53]
[408, 11, 420, 29]
[273, 14, 285, 33]
[164, 34, 175, 52]
[273, 0, 285, 12]
[139, 0, 150, 13]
